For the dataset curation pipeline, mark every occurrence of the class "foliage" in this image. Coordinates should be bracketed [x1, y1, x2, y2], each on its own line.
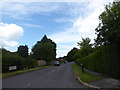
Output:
[74, 47, 93, 60]
[2, 48, 37, 73]
[76, 44, 120, 79]
[2, 48, 23, 73]
[22, 58, 37, 69]
[75, 2, 120, 79]
[66, 47, 78, 62]
[32, 35, 56, 62]
[77, 37, 92, 49]
[17, 45, 29, 58]
[74, 37, 93, 60]
[95, 1, 120, 46]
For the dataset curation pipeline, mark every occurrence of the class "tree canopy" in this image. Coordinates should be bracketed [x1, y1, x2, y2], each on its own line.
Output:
[95, 1, 120, 46]
[32, 35, 56, 62]
[77, 37, 92, 49]
[66, 47, 78, 62]
[73, 37, 93, 60]
[17, 45, 28, 58]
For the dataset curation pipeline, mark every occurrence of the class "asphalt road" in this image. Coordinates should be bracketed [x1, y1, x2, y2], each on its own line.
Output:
[2, 62, 86, 88]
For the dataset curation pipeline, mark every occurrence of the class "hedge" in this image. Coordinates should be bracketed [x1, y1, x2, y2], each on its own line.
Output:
[76, 44, 120, 79]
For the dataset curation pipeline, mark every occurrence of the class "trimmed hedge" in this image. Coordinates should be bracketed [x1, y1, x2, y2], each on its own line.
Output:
[76, 44, 120, 79]
[2, 49, 37, 73]
[2, 52, 23, 73]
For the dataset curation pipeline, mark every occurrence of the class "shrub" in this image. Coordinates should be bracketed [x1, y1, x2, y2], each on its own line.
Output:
[76, 44, 120, 79]
[2, 51, 23, 73]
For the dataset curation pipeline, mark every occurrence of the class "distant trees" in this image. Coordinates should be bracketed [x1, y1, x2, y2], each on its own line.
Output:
[66, 47, 78, 62]
[17, 45, 28, 58]
[31, 35, 56, 62]
[66, 38, 93, 61]
[95, 1, 120, 46]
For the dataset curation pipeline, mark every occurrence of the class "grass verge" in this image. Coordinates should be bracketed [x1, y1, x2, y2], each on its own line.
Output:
[1, 65, 51, 78]
[72, 64, 102, 82]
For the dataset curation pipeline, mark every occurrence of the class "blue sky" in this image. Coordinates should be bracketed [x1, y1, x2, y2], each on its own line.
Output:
[0, 0, 114, 57]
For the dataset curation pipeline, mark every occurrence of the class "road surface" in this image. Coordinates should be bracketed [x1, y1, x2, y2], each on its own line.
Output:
[2, 62, 86, 88]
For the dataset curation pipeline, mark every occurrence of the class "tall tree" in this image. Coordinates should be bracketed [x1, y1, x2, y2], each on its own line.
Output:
[95, 1, 120, 46]
[17, 45, 28, 58]
[32, 35, 56, 62]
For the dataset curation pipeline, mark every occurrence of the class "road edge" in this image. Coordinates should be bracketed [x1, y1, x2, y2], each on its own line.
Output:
[76, 76, 102, 90]
[2, 65, 52, 79]
[72, 63, 102, 90]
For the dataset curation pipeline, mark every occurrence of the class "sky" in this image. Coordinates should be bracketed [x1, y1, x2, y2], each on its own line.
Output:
[0, 0, 114, 58]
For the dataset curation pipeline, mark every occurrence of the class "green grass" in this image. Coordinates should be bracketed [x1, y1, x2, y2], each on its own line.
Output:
[72, 64, 102, 82]
[1, 65, 51, 78]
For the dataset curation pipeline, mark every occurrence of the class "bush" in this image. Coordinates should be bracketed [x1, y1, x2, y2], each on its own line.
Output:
[2, 50, 23, 73]
[2, 49, 37, 73]
[22, 58, 37, 69]
[76, 44, 120, 79]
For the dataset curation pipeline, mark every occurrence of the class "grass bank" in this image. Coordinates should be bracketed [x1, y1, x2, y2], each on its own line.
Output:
[72, 64, 101, 82]
[1, 65, 51, 78]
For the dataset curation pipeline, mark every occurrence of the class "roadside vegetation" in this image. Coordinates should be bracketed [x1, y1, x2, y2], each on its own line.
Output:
[66, 1, 120, 79]
[72, 64, 101, 82]
[2, 35, 57, 75]
[76, 44, 120, 79]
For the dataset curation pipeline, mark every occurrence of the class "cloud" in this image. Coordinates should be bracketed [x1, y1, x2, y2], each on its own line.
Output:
[53, 18, 75, 23]
[1, 2, 88, 20]
[56, 44, 77, 57]
[0, 23, 24, 50]
[1, 0, 114, 57]
[21, 23, 42, 28]
[1, 2, 60, 19]
[0, 40, 18, 47]
[49, 0, 114, 57]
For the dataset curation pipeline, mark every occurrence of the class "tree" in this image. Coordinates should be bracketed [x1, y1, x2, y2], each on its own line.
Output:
[17, 45, 28, 58]
[77, 37, 92, 49]
[31, 35, 56, 62]
[95, 1, 120, 46]
[75, 37, 93, 59]
[66, 47, 78, 62]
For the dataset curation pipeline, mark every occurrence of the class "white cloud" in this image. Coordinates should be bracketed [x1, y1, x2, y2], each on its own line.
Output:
[0, 23, 24, 40]
[1, 2, 87, 20]
[56, 44, 77, 57]
[0, 40, 18, 47]
[0, 23, 24, 50]
[49, 31, 80, 43]
[73, 8, 104, 33]
[22, 23, 42, 28]
[53, 18, 75, 23]
[49, 0, 114, 57]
